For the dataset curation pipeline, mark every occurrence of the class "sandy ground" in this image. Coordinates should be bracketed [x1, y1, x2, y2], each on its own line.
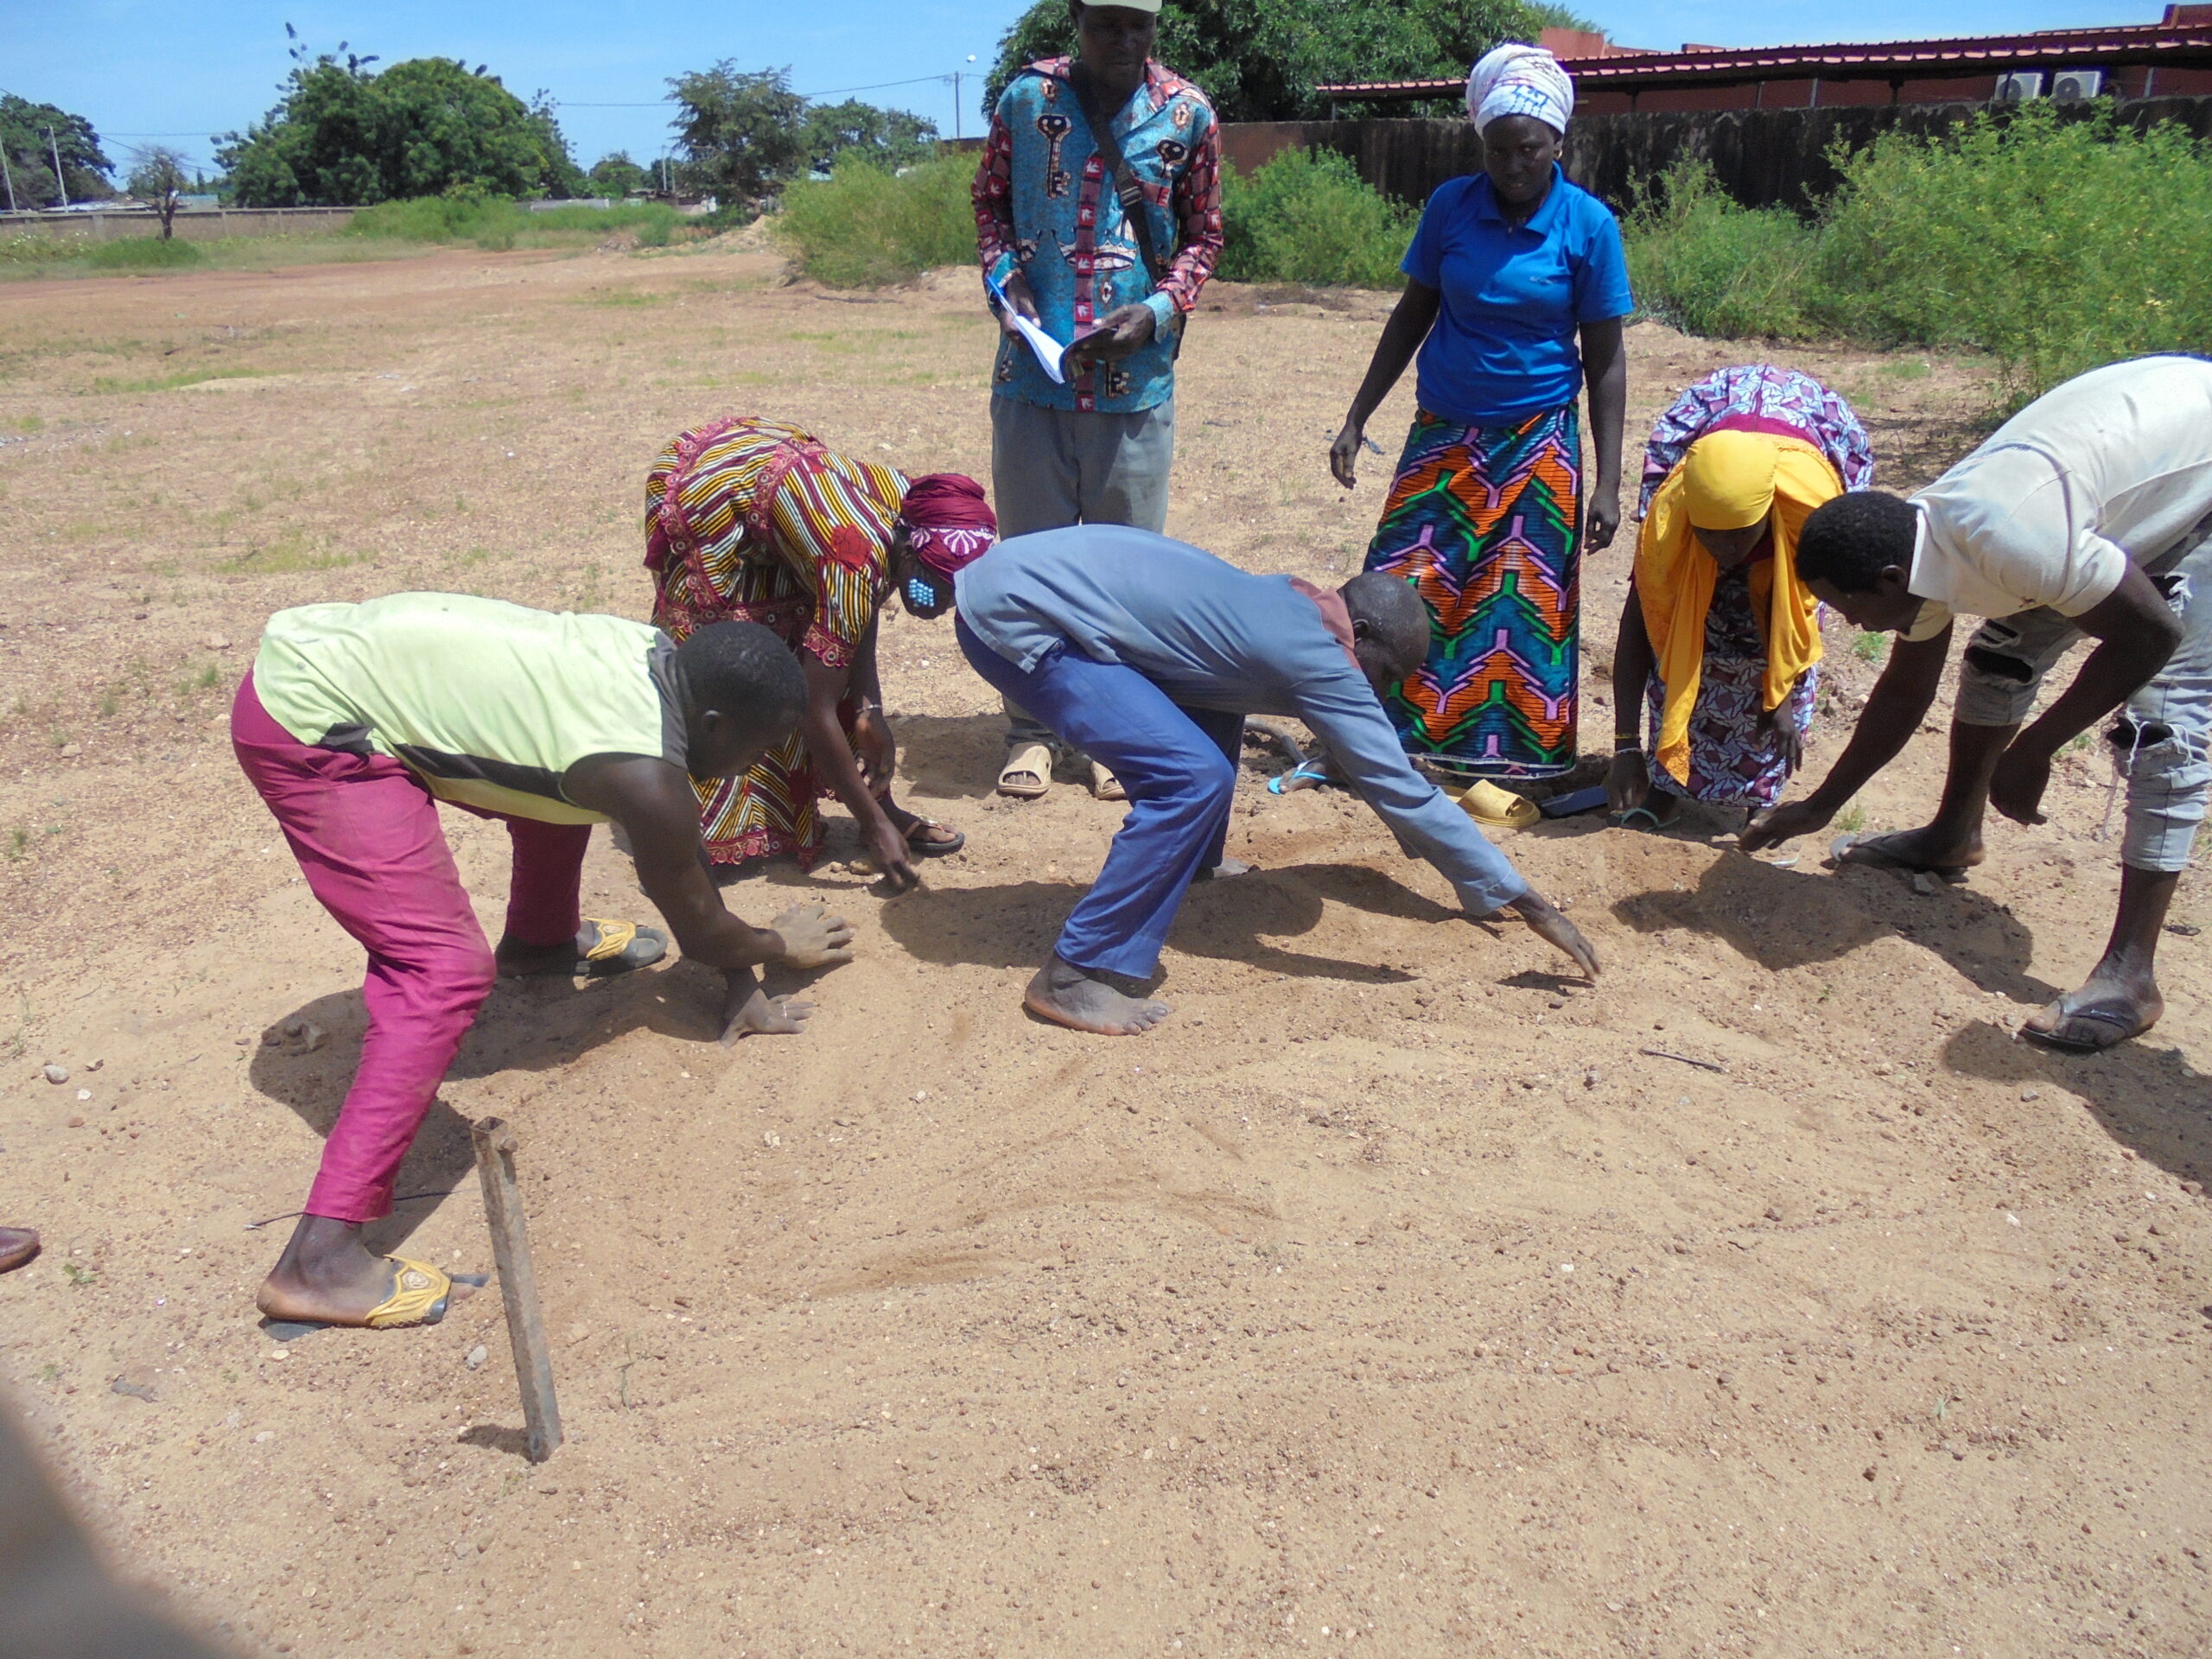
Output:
[0, 241, 2207, 1659]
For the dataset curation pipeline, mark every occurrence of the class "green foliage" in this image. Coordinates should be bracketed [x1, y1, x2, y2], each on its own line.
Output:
[670, 64, 811, 209]
[774, 155, 976, 287]
[1218, 148, 1415, 287]
[84, 238, 206, 270]
[802, 99, 941, 174]
[0, 94, 113, 206]
[346, 195, 682, 251]
[1622, 159, 1817, 340]
[1814, 102, 2212, 402]
[1851, 630, 1887, 664]
[588, 150, 652, 197]
[217, 54, 573, 206]
[984, 0, 1558, 123]
[524, 95, 591, 199]
[1625, 105, 2212, 404]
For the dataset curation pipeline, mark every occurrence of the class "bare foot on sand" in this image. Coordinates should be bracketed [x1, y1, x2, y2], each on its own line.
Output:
[1024, 955, 1171, 1035]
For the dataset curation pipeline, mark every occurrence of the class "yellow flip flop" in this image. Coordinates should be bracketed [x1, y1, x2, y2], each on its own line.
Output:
[1454, 779, 1540, 830]
[364, 1256, 459, 1329]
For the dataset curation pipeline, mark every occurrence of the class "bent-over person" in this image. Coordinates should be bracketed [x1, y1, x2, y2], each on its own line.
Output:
[955, 527, 1599, 1033]
[1745, 354, 2212, 1052]
[235, 594, 855, 1328]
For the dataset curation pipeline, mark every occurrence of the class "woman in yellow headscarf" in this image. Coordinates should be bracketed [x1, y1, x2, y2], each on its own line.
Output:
[1605, 366, 1873, 828]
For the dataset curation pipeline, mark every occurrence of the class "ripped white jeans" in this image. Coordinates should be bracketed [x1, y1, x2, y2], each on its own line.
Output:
[1954, 530, 2212, 874]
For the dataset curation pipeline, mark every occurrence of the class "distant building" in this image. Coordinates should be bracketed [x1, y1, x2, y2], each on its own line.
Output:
[1318, 6, 2212, 113]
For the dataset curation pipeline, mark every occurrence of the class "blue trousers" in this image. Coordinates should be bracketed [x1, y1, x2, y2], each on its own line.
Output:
[957, 615, 1243, 979]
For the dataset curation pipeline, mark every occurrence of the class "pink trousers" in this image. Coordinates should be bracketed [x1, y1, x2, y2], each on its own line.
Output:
[232, 675, 590, 1224]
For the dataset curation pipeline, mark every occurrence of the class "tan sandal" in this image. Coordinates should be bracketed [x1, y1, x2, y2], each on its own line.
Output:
[1455, 779, 1539, 830]
[998, 741, 1053, 799]
[1090, 761, 1127, 802]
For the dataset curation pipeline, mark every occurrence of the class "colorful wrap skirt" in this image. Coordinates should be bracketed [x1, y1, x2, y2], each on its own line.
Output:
[1362, 404, 1584, 780]
[1642, 559, 1820, 809]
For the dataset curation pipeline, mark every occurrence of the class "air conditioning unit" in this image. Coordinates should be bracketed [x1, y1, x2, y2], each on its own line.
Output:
[1993, 72, 2045, 103]
[2050, 68, 2105, 99]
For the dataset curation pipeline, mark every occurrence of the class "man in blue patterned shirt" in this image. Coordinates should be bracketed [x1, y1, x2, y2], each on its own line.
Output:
[971, 0, 1224, 799]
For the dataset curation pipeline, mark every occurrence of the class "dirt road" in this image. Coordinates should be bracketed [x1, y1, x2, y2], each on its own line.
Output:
[0, 242, 2206, 1657]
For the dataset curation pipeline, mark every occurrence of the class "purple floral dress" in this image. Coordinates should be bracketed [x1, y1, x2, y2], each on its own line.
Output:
[1634, 366, 1873, 807]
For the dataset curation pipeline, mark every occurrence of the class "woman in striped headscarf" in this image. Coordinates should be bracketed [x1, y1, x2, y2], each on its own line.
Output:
[1331, 43, 1630, 817]
[645, 416, 995, 891]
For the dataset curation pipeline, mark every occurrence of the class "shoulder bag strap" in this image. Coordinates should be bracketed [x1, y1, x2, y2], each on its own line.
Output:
[1068, 66, 1170, 286]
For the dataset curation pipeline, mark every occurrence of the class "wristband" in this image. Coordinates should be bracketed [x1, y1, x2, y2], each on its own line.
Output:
[1613, 734, 1640, 753]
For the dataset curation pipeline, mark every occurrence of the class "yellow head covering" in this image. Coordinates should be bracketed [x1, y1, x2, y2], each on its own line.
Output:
[1636, 430, 1840, 787]
[1681, 429, 1783, 531]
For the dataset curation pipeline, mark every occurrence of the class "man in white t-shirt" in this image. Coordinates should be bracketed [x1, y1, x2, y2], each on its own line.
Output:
[1740, 354, 2212, 1052]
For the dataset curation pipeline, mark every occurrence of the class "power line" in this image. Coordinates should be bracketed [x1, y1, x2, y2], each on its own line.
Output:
[556, 71, 959, 109]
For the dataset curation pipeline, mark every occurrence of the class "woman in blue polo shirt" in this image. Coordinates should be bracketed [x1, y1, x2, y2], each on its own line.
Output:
[1330, 44, 1630, 793]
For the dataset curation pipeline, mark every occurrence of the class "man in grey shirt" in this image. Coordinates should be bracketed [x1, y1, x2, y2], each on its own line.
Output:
[956, 525, 1599, 1033]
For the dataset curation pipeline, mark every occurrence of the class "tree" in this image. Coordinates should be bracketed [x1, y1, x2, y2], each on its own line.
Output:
[526, 93, 591, 199]
[668, 64, 810, 207]
[588, 151, 652, 197]
[983, 0, 1566, 123]
[0, 94, 114, 207]
[216, 48, 580, 206]
[126, 146, 191, 238]
[801, 100, 939, 174]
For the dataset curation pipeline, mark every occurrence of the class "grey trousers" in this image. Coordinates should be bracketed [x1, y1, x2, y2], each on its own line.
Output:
[990, 395, 1176, 755]
[1955, 527, 2212, 873]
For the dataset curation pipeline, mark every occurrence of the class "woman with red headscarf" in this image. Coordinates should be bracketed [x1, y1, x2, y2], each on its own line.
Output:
[645, 416, 995, 892]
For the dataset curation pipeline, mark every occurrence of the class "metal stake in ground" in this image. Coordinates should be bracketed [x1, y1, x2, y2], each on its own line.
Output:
[471, 1116, 563, 1463]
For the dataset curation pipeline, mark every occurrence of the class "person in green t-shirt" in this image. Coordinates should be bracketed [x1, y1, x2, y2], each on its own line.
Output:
[236, 594, 855, 1331]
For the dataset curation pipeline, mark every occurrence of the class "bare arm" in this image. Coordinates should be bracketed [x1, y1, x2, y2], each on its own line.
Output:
[563, 757, 801, 971]
[799, 651, 917, 893]
[1579, 316, 1626, 551]
[566, 753, 855, 1039]
[1989, 563, 2185, 824]
[1739, 625, 1953, 849]
[1604, 582, 1656, 813]
[1330, 278, 1441, 488]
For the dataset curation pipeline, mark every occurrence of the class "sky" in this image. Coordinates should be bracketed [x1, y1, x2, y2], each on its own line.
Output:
[3, 0, 2177, 180]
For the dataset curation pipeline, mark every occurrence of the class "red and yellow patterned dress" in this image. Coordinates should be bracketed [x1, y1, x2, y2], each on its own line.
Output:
[645, 416, 904, 867]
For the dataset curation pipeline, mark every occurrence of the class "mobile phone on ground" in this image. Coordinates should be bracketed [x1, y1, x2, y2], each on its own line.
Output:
[1539, 785, 1610, 819]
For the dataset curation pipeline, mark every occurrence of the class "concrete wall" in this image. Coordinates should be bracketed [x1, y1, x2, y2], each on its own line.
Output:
[0, 206, 357, 242]
[1221, 93, 2212, 214]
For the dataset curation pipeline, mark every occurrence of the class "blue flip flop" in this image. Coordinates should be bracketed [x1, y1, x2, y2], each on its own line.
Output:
[1268, 760, 1338, 796]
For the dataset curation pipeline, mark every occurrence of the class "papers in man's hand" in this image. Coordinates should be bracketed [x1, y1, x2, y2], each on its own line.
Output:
[988, 271, 1107, 385]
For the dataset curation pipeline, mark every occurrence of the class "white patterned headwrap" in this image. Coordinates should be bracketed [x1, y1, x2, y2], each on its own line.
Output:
[1465, 43, 1574, 134]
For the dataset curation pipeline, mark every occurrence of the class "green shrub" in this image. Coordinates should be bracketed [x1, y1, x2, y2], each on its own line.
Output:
[346, 195, 682, 251]
[1218, 147, 1415, 288]
[1815, 102, 2212, 401]
[1622, 159, 1815, 340]
[1625, 105, 2212, 404]
[774, 154, 976, 287]
[84, 237, 206, 270]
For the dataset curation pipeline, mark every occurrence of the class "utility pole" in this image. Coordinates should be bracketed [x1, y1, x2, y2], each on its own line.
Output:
[45, 126, 67, 207]
[1, 146, 16, 213]
[953, 72, 961, 141]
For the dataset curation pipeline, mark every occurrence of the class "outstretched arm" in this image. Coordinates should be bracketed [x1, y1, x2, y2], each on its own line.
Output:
[799, 650, 918, 892]
[1331, 278, 1440, 488]
[1740, 625, 1952, 850]
[1294, 669, 1598, 979]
